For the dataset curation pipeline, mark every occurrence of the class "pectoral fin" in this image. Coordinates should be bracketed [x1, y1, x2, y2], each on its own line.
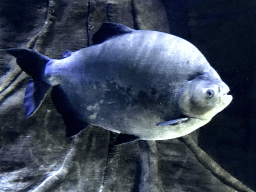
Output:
[156, 117, 189, 126]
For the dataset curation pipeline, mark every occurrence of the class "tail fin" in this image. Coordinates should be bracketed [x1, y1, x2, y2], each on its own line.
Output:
[6, 48, 50, 77]
[6, 48, 51, 117]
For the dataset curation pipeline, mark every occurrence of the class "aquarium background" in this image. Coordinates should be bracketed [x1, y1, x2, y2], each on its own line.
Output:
[0, 0, 255, 191]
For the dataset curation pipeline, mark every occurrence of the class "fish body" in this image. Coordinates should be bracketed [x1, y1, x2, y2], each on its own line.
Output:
[6, 23, 232, 140]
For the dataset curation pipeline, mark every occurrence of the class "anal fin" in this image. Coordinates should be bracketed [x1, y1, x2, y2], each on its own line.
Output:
[51, 86, 88, 137]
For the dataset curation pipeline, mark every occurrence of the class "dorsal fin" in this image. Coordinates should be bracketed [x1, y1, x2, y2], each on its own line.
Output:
[92, 22, 135, 45]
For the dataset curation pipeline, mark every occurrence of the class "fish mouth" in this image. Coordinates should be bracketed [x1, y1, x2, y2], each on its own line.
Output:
[219, 88, 232, 105]
[222, 90, 231, 97]
[219, 85, 230, 94]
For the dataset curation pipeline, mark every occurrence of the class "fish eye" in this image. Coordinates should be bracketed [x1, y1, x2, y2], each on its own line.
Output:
[206, 89, 214, 98]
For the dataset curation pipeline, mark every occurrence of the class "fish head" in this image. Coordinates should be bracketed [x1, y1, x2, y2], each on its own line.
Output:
[177, 77, 232, 120]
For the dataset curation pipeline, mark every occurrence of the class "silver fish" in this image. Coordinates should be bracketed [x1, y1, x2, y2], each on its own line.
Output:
[6, 22, 232, 140]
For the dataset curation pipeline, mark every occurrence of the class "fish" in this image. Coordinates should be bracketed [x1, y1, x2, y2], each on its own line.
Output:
[6, 22, 232, 140]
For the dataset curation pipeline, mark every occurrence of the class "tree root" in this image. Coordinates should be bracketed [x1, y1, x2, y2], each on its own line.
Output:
[0, 67, 23, 94]
[32, 148, 76, 192]
[0, 72, 28, 105]
[31, 127, 89, 192]
[34, 0, 57, 53]
[180, 135, 255, 192]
